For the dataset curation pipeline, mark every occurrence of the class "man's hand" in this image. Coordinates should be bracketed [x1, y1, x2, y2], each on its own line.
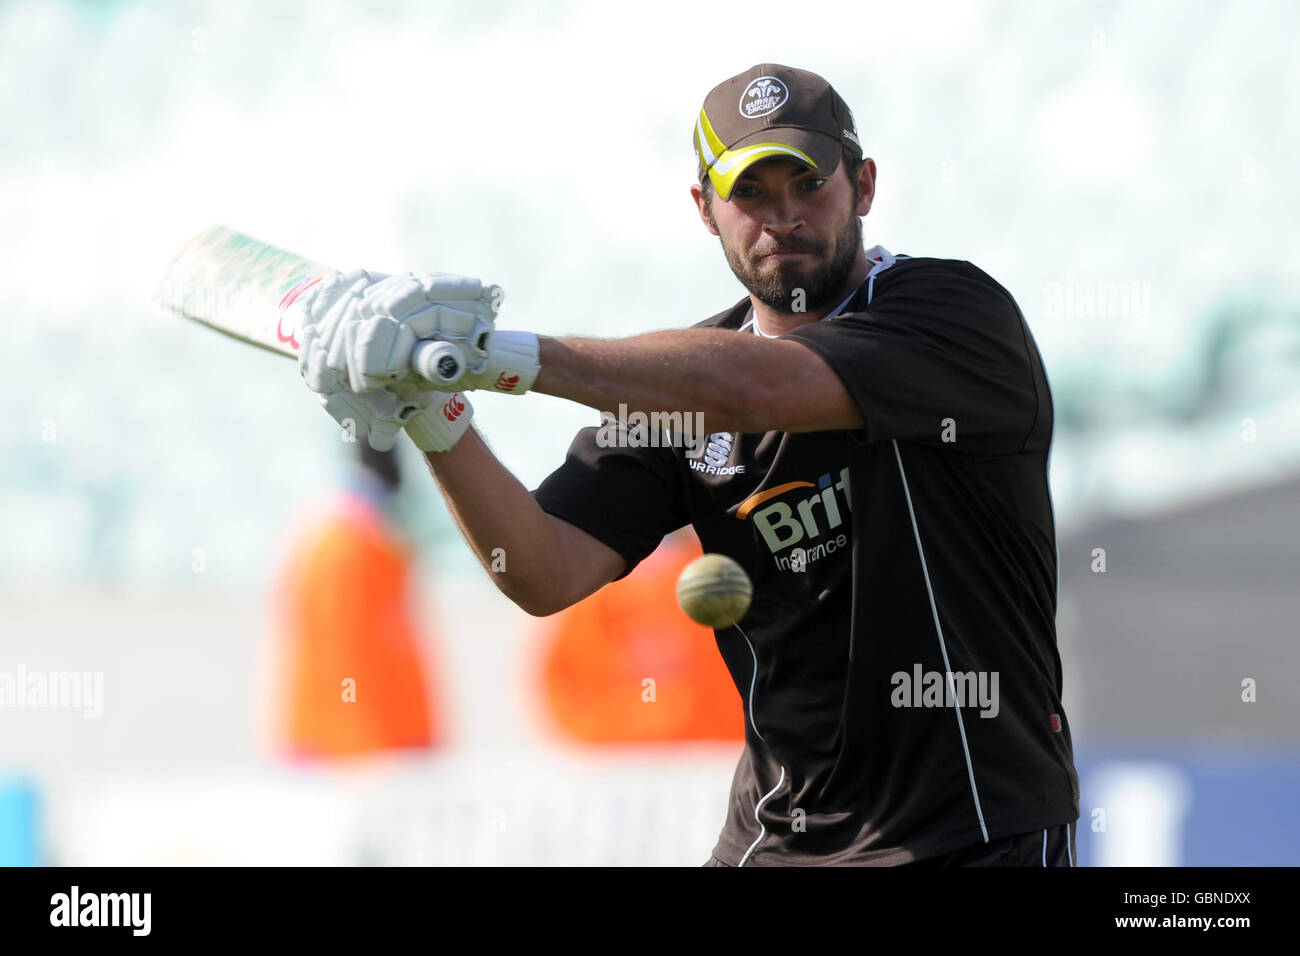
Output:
[418, 329, 541, 396]
[313, 382, 474, 452]
[290, 268, 388, 372]
[294, 268, 478, 451]
[306, 268, 540, 397]
[342, 271, 504, 391]
[344, 272, 540, 396]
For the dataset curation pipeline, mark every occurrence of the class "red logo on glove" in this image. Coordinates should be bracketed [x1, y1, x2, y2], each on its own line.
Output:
[494, 372, 520, 392]
[442, 394, 466, 422]
[275, 272, 324, 351]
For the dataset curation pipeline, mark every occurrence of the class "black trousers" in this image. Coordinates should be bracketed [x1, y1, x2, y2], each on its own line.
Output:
[704, 822, 1077, 867]
[903, 822, 1077, 867]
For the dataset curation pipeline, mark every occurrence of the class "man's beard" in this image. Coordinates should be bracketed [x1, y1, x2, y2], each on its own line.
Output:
[716, 211, 862, 314]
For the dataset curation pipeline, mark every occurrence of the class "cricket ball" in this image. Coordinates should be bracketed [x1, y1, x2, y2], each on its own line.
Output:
[676, 553, 753, 629]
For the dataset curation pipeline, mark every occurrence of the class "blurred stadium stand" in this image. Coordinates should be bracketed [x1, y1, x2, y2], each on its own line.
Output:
[1059, 472, 1300, 865]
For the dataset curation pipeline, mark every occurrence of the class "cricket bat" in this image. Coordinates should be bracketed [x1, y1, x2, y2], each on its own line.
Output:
[153, 225, 468, 383]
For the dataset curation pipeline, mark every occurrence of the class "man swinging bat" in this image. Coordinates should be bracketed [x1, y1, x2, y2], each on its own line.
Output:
[290, 63, 1080, 866]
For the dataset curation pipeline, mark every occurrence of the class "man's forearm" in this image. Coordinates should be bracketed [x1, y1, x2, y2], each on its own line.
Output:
[533, 331, 772, 432]
[421, 428, 622, 615]
[532, 330, 860, 434]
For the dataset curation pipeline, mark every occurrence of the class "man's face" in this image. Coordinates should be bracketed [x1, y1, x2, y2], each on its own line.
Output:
[693, 156, 874, 314]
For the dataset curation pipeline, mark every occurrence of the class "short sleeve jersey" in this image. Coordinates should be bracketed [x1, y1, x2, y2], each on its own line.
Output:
[532, 248, 1080, 865]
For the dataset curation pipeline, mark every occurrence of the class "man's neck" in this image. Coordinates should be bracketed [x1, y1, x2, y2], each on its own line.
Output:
[750, 251, 871, 336]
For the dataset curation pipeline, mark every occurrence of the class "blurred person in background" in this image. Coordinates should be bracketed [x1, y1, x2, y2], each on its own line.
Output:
[273, 443, 447, 757]
[540, 528, 743, 743]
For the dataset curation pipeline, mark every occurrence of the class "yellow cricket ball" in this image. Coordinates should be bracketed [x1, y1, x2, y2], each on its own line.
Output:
[675, 553, 753, 629]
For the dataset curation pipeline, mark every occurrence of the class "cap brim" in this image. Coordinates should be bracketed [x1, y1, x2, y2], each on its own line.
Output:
[704, 128, 843, 201]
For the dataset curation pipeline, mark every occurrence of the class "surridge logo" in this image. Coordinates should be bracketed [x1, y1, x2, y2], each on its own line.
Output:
[738, 467, 851, 571]
[739, 76, 789, 118]
[842, 105, 861, 147]
[689, 432, 745, 475]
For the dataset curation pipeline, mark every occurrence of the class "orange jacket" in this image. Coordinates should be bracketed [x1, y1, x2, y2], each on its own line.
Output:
[276, 495, 443, 757]
[540, 534, 743, 743]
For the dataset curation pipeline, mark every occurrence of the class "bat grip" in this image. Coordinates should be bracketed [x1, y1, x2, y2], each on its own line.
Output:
[411, 339, 465, 384]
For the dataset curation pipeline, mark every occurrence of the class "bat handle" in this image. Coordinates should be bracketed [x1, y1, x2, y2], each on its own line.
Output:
[411, 339, 466, 384]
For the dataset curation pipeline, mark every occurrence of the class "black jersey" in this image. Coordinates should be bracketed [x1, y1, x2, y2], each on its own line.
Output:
[532, 248, 1079, 865]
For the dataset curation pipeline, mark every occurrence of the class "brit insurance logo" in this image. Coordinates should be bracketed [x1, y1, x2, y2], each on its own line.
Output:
[737, 467, 851, 572]
[739, 76, 788, 119]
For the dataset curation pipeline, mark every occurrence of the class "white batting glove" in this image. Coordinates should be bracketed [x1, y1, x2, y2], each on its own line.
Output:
[317, 383, 474, 452]
[323, 270, 539, 397]
[342, 271, 504, 392]
[418, 329, 541, 396]
[294, 268, 388, 391]
[293, 270, 475, 451]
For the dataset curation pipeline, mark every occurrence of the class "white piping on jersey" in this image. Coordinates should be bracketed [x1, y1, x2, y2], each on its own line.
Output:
[1042, 828, 1048, 866]
[891, 439, 990, 844]
[738, 766, 786, 867]
[735, 622, 788, 866]
[1066, 823, 1073, 866]
[737, 624, 767, 744]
